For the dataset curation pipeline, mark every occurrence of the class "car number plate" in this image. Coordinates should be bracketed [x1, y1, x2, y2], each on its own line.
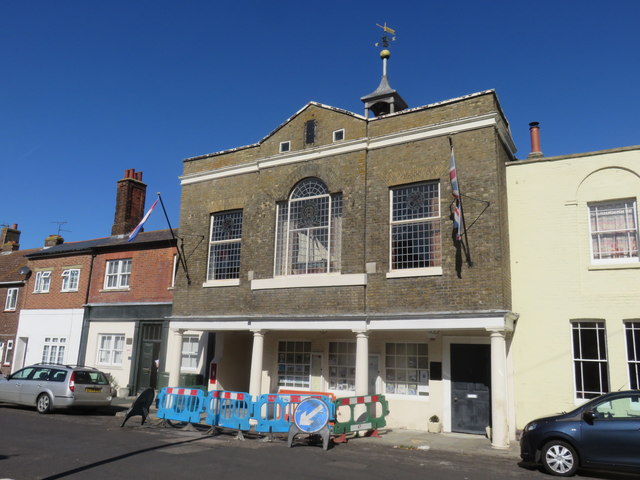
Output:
[85, 387, 102, 393]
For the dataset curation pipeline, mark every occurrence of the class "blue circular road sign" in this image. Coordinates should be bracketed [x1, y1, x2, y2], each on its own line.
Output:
[293, 397, 330, 434]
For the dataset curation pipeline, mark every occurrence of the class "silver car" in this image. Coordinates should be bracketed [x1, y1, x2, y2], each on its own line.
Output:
[0, 364, 113, 413]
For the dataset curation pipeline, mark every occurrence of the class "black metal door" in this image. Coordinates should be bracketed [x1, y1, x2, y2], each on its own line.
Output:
[451, 343, 491, 434]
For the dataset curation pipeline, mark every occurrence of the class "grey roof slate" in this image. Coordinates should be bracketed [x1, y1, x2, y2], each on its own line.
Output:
[25, 229, 176, 259]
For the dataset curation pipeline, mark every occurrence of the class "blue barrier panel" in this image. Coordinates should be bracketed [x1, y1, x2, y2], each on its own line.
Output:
[204, 390, 252, 432]
[156, 387, 205, 424]
[254, 393, 335, 434]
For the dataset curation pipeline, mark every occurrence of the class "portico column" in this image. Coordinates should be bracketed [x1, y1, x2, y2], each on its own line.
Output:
[168, 329, 184, 387]
[249, 330, 265, 398]
[489, 328, 509, 449]
[354, 331, 369, 396]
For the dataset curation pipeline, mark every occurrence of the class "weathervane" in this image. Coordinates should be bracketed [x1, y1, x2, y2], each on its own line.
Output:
[375, 22, 396, 48]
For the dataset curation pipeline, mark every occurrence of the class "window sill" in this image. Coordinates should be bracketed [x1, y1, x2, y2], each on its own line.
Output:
[588, 262, 640, 271]
[99, 288, 131, 293]
[386, 267, 443, 278]
[61, 290, 79, 293]
[203, 279, 240, 288]
[251, 273, 367, 290]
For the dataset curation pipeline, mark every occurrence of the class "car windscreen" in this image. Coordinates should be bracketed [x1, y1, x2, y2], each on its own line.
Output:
[73, 371, 109, 385]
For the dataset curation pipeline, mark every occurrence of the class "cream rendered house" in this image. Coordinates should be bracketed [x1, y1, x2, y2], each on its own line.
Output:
[508, 145, 640, 431]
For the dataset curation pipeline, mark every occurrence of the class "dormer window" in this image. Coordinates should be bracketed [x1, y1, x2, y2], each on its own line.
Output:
[305, 120, 316, 145]
[332, 129, 345, 142]
[279, 141, 291, 153]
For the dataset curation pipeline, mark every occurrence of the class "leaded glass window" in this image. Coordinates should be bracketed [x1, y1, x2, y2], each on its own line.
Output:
[207, 210, 243, 281]
[390, 182, 441, 270]
[275, 178, 342, 275]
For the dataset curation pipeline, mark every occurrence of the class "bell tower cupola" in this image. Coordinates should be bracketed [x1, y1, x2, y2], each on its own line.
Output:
[361, 23, 408, 118]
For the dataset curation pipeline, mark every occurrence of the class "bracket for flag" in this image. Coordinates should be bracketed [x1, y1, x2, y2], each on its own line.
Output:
[156, 192, 192, 285]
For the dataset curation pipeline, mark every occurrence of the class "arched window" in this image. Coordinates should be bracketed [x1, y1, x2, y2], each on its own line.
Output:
[275, 178, 342, 275]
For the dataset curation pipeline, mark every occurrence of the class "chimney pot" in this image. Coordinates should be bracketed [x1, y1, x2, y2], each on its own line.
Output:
[527, 121, 543, 159]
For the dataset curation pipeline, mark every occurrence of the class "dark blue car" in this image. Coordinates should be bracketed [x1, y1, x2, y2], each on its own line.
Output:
[520, 390, 640, 476]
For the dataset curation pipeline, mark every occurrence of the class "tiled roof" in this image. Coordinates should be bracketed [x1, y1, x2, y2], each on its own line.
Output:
[0, 248, 40, 283]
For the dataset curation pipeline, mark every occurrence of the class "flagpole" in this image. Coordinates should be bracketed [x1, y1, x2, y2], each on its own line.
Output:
[448, 137, 473, 267]
[156, 192, 191, 285]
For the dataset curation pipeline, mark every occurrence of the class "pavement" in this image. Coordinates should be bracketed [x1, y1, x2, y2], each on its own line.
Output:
[112, 395, 521, 460]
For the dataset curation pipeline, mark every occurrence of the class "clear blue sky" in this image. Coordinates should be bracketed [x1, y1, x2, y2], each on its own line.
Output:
[2, 1, 638, 249]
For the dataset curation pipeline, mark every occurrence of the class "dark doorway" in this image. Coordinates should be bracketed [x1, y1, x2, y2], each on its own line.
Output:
[136, 323, 163, 392]
[450, 343, 491, 434]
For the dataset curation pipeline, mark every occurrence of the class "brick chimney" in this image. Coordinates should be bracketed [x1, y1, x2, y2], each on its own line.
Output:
[111, 169, 147, 236]
[44, 234, 64, 248]
[1, 224, 20, 251]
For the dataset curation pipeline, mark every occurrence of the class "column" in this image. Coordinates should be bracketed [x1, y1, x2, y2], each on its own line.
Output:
[489, 328, 509, 449]
[249, 330, 265, 398]
[168, 329, 184, 387]
[354, 331, 369, 396]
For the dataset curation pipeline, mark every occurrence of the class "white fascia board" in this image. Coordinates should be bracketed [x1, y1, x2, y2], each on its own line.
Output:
[170, 319, 369, 331]
[368, 316, 507, 331]
[180, 113, 514, 187]
[251, 273, 367, 290]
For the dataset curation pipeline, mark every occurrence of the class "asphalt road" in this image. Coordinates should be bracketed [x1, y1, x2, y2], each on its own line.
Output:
[0, 404, 636, 480]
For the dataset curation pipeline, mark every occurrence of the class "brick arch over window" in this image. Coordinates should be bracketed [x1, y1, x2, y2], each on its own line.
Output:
[270, 164, 343, 201]
[274, 177, 342, 276]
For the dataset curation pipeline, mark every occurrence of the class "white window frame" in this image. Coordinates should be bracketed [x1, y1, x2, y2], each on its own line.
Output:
[96, 334, 125, 366]
[4, 287, 18, 311]
[205, 210, 243, 285]
[327, 341, 356, 392]
[3, 340, 13, 366]
[625, 322, 640, 390]
[274, 178, 342, 276]
[34, 271, 51, 293]
[384, 342, 430, 397]
[104, 259, 132, 289]
[171, 254, 177, 288]
[572, 321, 609, 401]
[42, 337, 66, 364]
[588, 199, 639, 265]
[279, 141, 291, 153]
[277, 341, 311, 389]
[61, 269, 80, 292]
[332, 129, 345, 142]
[181, 335, 200, 372]
[388, 181, 442, 278]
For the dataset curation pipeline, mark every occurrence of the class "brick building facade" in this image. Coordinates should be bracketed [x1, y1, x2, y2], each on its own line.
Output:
[169, 50, 518, 447]
[15, 170, 178, 395]
[0, 225, 37, 375]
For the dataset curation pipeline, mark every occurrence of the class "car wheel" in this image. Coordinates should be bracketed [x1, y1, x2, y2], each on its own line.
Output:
[36, 393, 52, 414]
[541, 440, 579, 477]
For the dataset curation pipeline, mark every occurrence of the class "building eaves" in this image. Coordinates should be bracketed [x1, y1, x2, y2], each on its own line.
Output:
[507, 145, 640, 166]
[183, 102, 367, 163]
[26, 229, 176, 259]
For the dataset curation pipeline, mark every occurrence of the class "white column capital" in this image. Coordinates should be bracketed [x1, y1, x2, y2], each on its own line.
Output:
[352, 330, 369, 337]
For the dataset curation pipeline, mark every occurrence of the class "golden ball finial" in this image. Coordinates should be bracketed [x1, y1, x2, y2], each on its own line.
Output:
[380, 49, 391, 59]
